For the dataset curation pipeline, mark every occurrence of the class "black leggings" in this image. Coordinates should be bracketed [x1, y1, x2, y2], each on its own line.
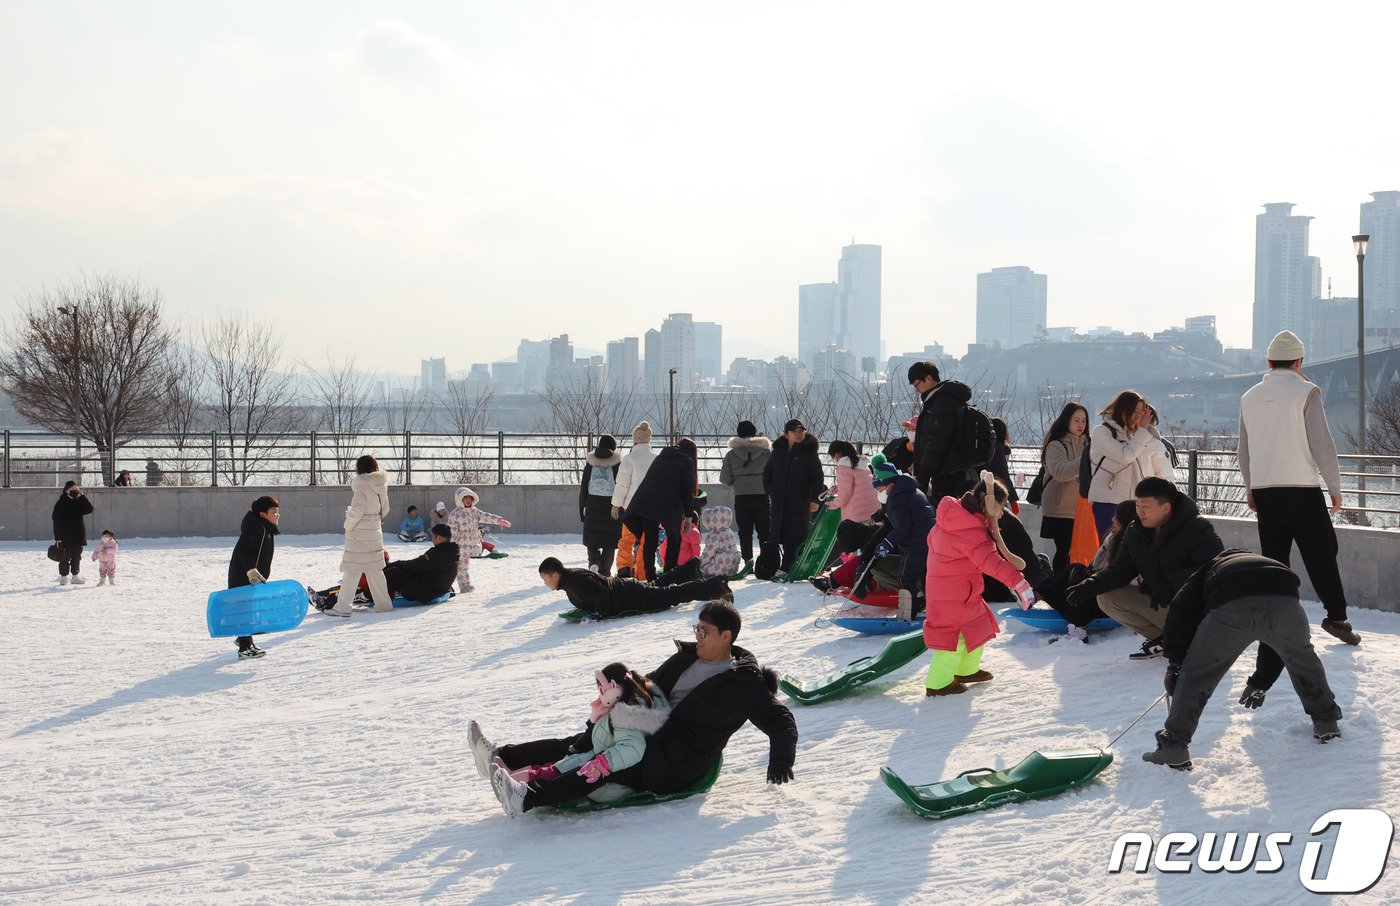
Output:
[496, 731, 644, 811]
[628, 514, 683, 575]
[1039, 516, 1075, 575]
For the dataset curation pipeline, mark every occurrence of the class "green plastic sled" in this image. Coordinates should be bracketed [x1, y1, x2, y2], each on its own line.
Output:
[779, 631, 927, 705]
[557, 608, 651, 623]
[546, 756, 723, 813]
[783, 505, 842, 582]
[881, 747, 1113, 820]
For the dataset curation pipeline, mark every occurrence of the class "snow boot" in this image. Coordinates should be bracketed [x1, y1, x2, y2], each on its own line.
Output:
[1142, 730, 1192, 770]
[1313, 719, 1341, 742]
[70, 574, 86, 585]
[491, 766, 527, 818]
[925, 682, 969, 697]
[1128, 636, 1165, 660]
[96, 576, 107, 587]
[321, 604, 352, 618]
[897, 589, 913, 621]
[809, 575, 833, 593]
[58, 575, 69, 586]
[1064, 624, 1088, 644]
[616, 566, 634, 579]
[108, 577, 117, 586]
[1321, 619, 1361, 646]
[468, 720, 498, 779]
[771, 570, 789, 583]
[955, 670, 994, 684]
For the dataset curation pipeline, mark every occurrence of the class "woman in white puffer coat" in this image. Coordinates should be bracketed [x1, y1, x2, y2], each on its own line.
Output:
[327, 454, 392, 615]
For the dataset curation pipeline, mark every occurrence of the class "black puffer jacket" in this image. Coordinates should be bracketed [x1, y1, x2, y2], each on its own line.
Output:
[637, 641, 798, 793]
[763, 434, 826, 543]
[625, 446, 699, 527]
[579, 451, 624, 547]
[1162, 549, 1301, 663]
[914, 380, 974, 488]
[228, 509, 278, 589]
[1087, 490, 1225, 609]
[52, 491, 94, 546]
[384, 541, 460, 602]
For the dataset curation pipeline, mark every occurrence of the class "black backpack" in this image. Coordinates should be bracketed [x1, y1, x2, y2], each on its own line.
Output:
[954, 404, 996, 469]
[1077, 422, 1117, 497]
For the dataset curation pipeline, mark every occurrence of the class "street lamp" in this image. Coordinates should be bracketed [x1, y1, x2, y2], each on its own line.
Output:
[668, 368, 678, 444]
[1354, 234, 1370, 511]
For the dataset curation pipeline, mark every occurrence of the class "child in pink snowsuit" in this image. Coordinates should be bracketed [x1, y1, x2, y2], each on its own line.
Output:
[91, 529, 118, 586]
[658, 519, 701, 570]
[923, 471, 1035, 696]
[447, 486, 510, 593]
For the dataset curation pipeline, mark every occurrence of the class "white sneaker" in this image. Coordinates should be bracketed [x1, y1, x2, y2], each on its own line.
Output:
[321, 605, 352, 618]
[468, 720, 498, 779]
[70, 575, 86, 585]
[491, 766, 527, 818]
[58, 575, 69, 586]
[108, 578, 117, 586]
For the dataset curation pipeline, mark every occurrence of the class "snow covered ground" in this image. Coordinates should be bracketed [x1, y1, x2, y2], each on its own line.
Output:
[2, 534, 1397, 905]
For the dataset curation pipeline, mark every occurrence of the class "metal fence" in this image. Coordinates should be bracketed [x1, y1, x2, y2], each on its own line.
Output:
[6, 430, 1400, 523]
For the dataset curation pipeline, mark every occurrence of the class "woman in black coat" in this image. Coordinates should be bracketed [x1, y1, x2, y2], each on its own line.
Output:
[762, 420, 826, 574]
[52, 480, 94, 584]
[579, 435, 624, 575]
[624, 437, 700, 575]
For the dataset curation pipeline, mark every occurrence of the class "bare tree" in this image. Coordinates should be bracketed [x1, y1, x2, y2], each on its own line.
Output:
[437, 380, 495, 484]
[201, 314, 299, 485]
[380, 379, 429, 484]
[302, 354, 376, 484]
[0, 274, 179, 485]
[158, 342, 207, 485]
[535, 372, 640, 482]
[836, 372, 908, 449]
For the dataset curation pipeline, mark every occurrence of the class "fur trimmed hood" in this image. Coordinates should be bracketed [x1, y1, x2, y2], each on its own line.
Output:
[585, 450, 623, 468]
[727, 436, 773, 452]
[608, 684, 672, 734]
[454, 486, 478, 508]
[351, 469, 389, 491]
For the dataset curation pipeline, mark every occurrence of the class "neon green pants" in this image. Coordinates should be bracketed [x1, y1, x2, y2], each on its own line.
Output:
[925, 634, 984, 690]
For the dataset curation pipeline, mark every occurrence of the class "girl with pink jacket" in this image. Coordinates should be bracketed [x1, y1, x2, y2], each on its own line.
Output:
[923, 472, 1035, 697]
[826, 441, 880, 523]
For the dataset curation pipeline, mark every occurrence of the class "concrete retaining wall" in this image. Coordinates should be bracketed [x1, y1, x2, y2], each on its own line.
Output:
[5, 485, 1394, 612]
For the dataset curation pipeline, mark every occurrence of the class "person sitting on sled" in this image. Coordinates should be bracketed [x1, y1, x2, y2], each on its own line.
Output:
[869, 453, 936, 619]
[923, 472, 1036, 697]
[398, 505, 428, 542]
[471, 600, 797, 816]
[1143, 549, 1342, 770]
[485, 662, 670, 816]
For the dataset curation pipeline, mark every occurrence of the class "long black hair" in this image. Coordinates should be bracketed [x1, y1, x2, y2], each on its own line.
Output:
[827, 440, 860, 463]
[1042, 402, 1089, 453]
[600, 662, 653, 706]
[356, 454, 379, 474]
[1105, 499, 1138, 562]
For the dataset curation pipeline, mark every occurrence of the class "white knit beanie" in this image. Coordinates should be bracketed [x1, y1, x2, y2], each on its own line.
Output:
[1267, 330, 1305, 361]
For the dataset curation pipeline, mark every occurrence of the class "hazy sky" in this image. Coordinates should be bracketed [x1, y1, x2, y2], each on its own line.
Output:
[3, 1, 1398, 373]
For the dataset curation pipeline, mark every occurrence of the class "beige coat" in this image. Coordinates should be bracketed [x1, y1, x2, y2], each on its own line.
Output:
[1039, 432, 1087, 519]
[342, 469, 390, 570]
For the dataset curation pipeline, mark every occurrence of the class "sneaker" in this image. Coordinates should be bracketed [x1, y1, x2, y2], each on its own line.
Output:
[1065, 624, 1088, 643]
[237, 645, 266, 660]
[1128, 636, 1165, 660]
[1321, 619, 1361, 646]
[70, 575, 86, 585]
[459, 583, 475, 594]
[955, 670, 994, 684]
[321, 605, 352, 618]
[809, 576, 833, 592]
[1142, 729, 1192, 769]
[491, 766, 527, 818]
[468, 720, 498, 779]
[58, 575, 69, 586]
[1313, 719, 1341, 742]
[771, 570, 789, 583]
[925, 682, 969, 697]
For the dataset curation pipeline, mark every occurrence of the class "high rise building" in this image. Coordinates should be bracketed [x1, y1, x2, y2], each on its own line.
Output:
[545, 334, 574, 388]
[1253, 203, 1320, 351]
[694, 321, 722, 383]
[420, 357, 447, 398]
[834, 244, 882, 363]
[643, 329, 662, 392]
[491, 361, 522, 394]
[606, 337, 640, 391]
[798, 282, 837, 369]
[658, 313, 696, 390]
[976, 266, 1048, 349]
[516, 339, 550, 394]
[1361, 191, 1400, 341]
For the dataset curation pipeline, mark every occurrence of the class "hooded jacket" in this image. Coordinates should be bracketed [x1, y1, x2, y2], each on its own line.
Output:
[341, 469, 390, 571]
[924, 496, 1027, 652]
[553, 683, 672, 775]
[636, 641, 798, 794]
[719, 436, 773, 497]
[914, 380, 974, 487]
[831, 456, 880, 522]
[1086, 490, 1225, 609]
[611, 442, 657, 510]
[448, 486, 507, 558]
[625, 446, 699, 527]
[698, 505, 742, 578]
[384, 539, 460, 602]
[52, 490, 95, 546]
[763, 434, 826, 542]
[881, 474, 936, 550]
[228, 509, 278, 589]
[580, 450, 625, 548]
[1086, 419, 1156, 505]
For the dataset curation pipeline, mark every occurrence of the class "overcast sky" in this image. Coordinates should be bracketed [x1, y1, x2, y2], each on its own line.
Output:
[3, 1, 1398, 373]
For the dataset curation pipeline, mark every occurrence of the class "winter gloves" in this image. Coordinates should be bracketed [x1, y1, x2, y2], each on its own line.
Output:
[1238, 685, 1267, 709]
[526, 764, 560, 783]
[247, 569, 266, 585]
[767, 763, 794, 785]
[1065, 578, 1099, 611]
[1012, 579, 1035, 611]
[1164, 663, 1181, 696]
[577, 754, 611, 784]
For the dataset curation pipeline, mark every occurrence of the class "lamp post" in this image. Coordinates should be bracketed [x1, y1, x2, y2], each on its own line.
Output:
[1354, 234, 1370, 512]
[668, 368, 678, 444]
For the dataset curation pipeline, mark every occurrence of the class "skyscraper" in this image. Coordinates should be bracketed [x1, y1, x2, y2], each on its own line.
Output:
[516, 339, 550, 394]
[643, 329, 662, 392]
[1361, 191, 1400, 340]
[606, 337, 640, 391]
[798, 282, 837, 369]
[975, 266, 1048, 349]
[659, 313, 696, 389]
[834, 244, 882, 363]
[694, 322, 722, 383]
[420, 357, 447, 398]
[1253, 203, 1319, 352]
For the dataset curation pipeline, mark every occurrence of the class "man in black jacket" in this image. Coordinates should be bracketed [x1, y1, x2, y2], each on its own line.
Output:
[52, 480, 95, 585]
[762, 419, 825, 577]
[1066, 477, 1224, 660]
[1143, 550, 1342, 769]
[227, 496, 280, 659]
[625, 438, 702, 576]
[539, 557, 730, 617]
[907, 362, 977, 501]
[383, 523, 459, 601]
[486, 600, 798, 815]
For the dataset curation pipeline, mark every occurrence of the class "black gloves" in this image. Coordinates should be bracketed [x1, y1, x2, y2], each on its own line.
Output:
[1164, 663, 1181, 696]
[767, 764, 794, 785]
[1238, 685, 1267, 710]
[1065, 579, 1098, 610]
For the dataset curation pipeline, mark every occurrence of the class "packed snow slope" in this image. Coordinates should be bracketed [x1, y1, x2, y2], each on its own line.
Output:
[2, 535, 1397, 905]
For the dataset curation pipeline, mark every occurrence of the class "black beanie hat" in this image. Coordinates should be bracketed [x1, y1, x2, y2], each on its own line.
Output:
[594, 434, 617, 456]
[737, 420, 757, 438]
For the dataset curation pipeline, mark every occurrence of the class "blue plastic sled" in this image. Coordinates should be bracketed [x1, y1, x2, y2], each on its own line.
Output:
[997, 607, 1120, 633]
[392, 592, 453, 608]
[207, 579, 309, 638]
[832, 616, 924, 635]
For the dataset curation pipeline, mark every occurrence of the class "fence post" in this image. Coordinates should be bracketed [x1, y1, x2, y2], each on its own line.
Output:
[2, 429, 8, 489]
[210, 432, 219, 487]
[497, 431, 505, 485]
[309, 432, 318, 486]
[1187, 449, 1199, 500]
[404, 430, 414, 487]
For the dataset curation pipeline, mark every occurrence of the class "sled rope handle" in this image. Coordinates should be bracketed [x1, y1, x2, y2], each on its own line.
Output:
[1105, 691, 1168, 749]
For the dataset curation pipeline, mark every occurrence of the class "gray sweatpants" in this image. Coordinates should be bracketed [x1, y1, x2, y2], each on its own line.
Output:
[1164, 594, 1341, 745]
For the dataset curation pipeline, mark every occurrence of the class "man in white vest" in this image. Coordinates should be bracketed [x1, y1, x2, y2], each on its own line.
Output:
[1237, 330, 1361, 654]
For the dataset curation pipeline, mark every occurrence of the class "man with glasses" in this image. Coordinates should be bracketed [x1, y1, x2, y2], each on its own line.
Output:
[538, 556, 731, 617]
[907, 361, 979, 501]
[482, 600, 798, 816]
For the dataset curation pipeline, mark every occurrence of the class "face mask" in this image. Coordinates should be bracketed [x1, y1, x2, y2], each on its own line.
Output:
[877, 490, 888, 504]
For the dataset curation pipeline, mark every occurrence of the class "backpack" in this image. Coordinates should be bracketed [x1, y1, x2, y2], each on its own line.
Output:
[587, 464, 617, 498]
[1077, 422, 1117, 497]
[953, 404, 996, 469]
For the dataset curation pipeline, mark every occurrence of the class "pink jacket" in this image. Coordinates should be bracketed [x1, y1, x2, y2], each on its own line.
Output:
[923, 496, 1025, 652]
[829, 457, 880, 523]
[659, 524, 701, 567]
[91, 538, 118, 565]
